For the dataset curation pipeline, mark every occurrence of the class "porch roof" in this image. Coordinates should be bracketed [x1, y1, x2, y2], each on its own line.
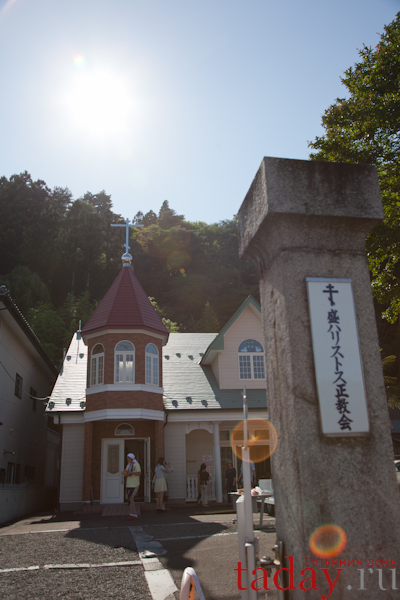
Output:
[163, 333, 267, 411]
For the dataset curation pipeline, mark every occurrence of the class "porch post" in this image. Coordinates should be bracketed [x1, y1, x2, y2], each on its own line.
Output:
[213, 422, 222, 503]
[82, 421, 93, 502]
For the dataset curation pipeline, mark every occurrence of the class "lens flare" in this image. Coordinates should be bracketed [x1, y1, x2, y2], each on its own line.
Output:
[309, 524, 347, 558]
[73, 54, 86, 69]
[230, 419, 278, 463]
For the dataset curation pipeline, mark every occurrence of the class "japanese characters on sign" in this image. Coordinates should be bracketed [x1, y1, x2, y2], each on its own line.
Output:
[306, 278, 369, 436]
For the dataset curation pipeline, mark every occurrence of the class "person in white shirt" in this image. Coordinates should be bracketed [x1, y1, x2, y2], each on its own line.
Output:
[152, 457, 169, 512]
[123, 453, 141, 520]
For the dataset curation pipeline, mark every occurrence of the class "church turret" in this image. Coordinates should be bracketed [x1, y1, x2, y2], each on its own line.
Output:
[78, 217, 168, 506]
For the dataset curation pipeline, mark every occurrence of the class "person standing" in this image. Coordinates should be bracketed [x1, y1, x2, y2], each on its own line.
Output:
[162, 461, 174, 510]
[124, 453, 141, 520]
[225, 461, 236, 505]
[199, 463, 211, 507]
[152, 457, 169, 512]
[238, 459, 256, 487]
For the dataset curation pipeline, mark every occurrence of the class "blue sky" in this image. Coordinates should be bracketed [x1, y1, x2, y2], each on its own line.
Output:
[0, 0, 398, 223]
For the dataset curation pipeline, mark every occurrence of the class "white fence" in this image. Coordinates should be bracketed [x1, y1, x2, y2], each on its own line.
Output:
[0, 485, 57, 524]
[186, 476, 215, 502]
[186, 475, 198, 501]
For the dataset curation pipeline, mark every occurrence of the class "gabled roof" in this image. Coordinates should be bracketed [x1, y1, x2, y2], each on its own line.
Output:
[81, 267, 169, 340]
[200, 296, 261, 365]
[46, 331, 87, 413]
[45, 328, 267, 414]
[163, 333, 267, 411]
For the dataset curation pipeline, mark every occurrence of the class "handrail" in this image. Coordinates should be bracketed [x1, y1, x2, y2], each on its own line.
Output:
[180, 567, 206, 600]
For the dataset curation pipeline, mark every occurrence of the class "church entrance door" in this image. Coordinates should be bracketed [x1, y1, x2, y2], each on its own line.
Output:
[101, 439, 125, 504]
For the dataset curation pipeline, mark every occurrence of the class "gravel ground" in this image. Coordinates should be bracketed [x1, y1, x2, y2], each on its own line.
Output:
[0, 528, 138, 569]
[0, 566, 151, 600]
[0, 510, 277, 600]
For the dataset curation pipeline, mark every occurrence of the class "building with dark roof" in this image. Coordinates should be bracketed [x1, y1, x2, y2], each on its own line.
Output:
[47, 231, 269, 509]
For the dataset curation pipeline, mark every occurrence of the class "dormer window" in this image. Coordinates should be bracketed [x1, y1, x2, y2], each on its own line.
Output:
[145, 343, 159, 386]
[115, 341, 135, 383]
[91, 344, 104, 386]
[238, 339, 265, 380]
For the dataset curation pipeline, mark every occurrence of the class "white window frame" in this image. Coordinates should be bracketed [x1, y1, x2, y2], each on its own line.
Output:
[114, 341, 135, 383]
[91, 343, 104, 386]
[145, 343, 159, 386]
[238, 339, 265, 380]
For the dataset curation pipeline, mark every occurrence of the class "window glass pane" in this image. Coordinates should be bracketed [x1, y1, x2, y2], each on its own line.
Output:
[91, 357, 96, 386]
[239, 355, 251, 379]
[115, 424, 135, 436]
[116, 341, 134, 351]
[98, 356, 104, 384]
[92, 344, 104, 355]
[107, 445, 120, 475]
[146, 343, 158, 355]
[125, 354, 134, 382]
[115, 354, 123, 382]
[146, 355, 152, 384]
[152, 356, 159, 385]
[253, 355, 265, 379]
[238, 339, 264, 353]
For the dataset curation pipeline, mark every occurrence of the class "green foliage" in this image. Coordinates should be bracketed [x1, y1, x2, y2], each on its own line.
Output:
[26, 304, 66, 365]
[0, 266, 51, 315]
[195, 302, 220, 333]
[309, 13, 400, 323]
[381, 352, 400, 408]
[148, 297, 180, 333]
[0, 171, 259, 356]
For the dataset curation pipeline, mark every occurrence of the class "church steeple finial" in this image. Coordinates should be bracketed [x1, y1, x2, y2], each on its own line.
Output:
[111, 218, 144, 268]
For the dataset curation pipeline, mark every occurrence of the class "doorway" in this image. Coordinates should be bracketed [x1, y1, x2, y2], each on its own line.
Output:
[100, 437, 150, 504]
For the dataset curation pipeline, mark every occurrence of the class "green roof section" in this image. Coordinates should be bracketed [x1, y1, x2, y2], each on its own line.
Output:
[163, 332, 267, 411]
[200, 295, 261, 364]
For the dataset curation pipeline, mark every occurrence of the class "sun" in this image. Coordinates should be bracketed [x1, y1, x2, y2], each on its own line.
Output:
[64, 65, 134, 138]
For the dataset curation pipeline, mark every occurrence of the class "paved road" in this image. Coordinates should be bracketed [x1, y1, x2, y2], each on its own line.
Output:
[0, 508, 279, 599]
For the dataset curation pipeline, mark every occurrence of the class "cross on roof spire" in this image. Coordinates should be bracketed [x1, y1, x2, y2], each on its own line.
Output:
[111, 217, 144, 268]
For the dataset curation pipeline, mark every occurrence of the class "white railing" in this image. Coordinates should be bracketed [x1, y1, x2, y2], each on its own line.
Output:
[186, 475, 198, 501]
[186, 476, 216, 502]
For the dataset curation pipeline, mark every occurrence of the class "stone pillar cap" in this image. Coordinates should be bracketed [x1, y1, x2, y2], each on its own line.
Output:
[238, 157, 383, 257]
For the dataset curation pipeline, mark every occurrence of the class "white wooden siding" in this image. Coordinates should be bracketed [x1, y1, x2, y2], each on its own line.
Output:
[0, 315, 53, 485]
[164, 423, 186, 500]
[185, 428, 213, 476]
[216, 306, 266, 389]
[59, 424, 84, 503]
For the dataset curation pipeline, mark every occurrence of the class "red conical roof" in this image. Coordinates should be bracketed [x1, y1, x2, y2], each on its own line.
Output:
[81, 268, 169, 339]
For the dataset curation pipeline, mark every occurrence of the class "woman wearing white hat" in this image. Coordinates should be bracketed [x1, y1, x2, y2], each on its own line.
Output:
[152, 457, 169, 512]
[123, 453, 141, 520]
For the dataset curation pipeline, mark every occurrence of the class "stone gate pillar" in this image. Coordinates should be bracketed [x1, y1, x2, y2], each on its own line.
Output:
[238, 157, 400, 598]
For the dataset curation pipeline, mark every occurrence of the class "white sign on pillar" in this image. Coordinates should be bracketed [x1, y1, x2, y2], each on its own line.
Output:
[306, 277, 370, 436]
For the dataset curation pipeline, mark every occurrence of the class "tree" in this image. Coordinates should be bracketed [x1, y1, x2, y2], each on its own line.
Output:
[309, 13, 400, 322]
[148, 297, 180, 333]
[0, 266, 51, 315]
[195, 302, 220, 333]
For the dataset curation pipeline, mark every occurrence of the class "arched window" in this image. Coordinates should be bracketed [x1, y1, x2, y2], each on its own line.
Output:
[238, 339, 265, 380]
[91, 343, 104, 386]
[115, 423, 135, 436]
[115, 341, 135, 383]
[145, 343, 159, 386]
